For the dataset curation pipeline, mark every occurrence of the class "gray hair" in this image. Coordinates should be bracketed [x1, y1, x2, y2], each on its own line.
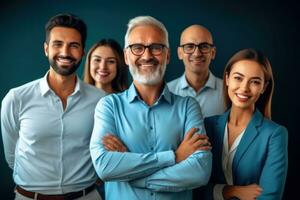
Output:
[124, 16, 169, 48]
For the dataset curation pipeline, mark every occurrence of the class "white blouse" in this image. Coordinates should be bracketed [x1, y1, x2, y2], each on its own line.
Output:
[213, 123, 246, 200]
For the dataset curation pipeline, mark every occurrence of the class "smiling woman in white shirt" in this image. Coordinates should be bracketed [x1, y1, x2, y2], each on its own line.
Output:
[194, 48, 288, 200]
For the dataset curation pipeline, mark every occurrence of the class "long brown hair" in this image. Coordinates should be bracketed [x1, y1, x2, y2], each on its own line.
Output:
[223, 48, 274, 119]
[83, 39, 128, 92]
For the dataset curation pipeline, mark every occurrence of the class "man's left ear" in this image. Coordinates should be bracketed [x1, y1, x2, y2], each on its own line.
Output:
[211, 47, 216, 60]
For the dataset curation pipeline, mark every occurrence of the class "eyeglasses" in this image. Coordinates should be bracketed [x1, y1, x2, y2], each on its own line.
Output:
[127, 43, 167, 56]
[180, 42, 214, 54]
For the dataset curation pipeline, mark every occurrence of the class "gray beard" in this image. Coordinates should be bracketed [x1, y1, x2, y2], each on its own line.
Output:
[129, 63, 167, 86]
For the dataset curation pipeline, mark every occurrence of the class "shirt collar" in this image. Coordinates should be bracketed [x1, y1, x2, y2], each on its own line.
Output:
[179, 71, 218, 90]
[39, 71, 81, 96]
[127, 83, 172, 105]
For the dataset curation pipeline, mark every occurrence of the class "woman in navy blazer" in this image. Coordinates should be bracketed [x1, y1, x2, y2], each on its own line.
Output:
[195, 49, 288, 200]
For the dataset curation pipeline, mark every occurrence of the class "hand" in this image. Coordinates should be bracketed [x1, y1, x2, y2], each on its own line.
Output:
[102, 134, 128, 152]
[223, 184, 263, 200]
[175, 128, 211, 163]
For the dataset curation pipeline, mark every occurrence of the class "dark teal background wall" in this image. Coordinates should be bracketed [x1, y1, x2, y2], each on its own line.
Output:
[1, 0, 298, 199]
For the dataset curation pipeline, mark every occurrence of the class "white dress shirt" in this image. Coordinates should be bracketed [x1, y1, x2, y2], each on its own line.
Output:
[1, 72, 105, 194]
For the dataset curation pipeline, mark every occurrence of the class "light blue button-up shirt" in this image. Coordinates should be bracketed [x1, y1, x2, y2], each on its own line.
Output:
[1, 73, 105, 194]
[90, 83, 212, 200]
[168, 71, 226, 118]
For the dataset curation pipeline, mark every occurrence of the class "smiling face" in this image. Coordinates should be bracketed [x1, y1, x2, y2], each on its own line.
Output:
[178, 25, 216, 76]
[44, 27, 84, 76]
[124, 25, 170, 86]
[226, 60, 266, 112]
[90, 46, 117, 88]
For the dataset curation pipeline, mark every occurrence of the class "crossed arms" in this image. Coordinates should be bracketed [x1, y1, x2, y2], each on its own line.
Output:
[90, 96, 212, 192]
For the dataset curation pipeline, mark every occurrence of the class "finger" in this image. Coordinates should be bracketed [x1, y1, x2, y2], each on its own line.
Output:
[185, 128, 199, 140]
[109, 135, 126, 147]
[197, 146, 212, 151]
[104, 143, 117, 151]
[106, 138, 121, 150]
[194, 139, 210, 147]
[190, 133, 208, 143]
[197, 134, 209, 140]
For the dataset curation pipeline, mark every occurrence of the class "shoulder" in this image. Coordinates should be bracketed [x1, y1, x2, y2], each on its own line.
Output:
[80, 82, 105, 99]
[171, 92, 197, 105]
[167, 76, 182, 91]
[3, 79, 41, 102]
[212, 74, 223, 89]
[97, 90, 126, 107]
[260, 118, 288, 138]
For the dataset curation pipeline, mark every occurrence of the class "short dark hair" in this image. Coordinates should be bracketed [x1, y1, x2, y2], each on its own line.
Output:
[45, 13, 87, 48]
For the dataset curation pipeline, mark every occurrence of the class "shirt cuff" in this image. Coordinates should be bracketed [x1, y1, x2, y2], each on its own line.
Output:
[213, 184, 226, 200]
[156, 150, 175, 167]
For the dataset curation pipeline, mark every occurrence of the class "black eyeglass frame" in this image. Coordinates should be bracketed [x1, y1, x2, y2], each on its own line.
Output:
[127, 43, 167, 56]
[179, 42, 215, 54]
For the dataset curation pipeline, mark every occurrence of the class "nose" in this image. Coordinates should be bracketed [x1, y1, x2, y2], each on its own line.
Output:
[240, 80, 250, 92]
[141, 47, 154, 60]
[99, 60, 107, 70]
[193, 46, 203, 56]
[60, 45, 70, 57]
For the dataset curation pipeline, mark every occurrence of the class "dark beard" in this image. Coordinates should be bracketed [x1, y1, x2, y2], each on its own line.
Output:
[49, 56, 82, 76]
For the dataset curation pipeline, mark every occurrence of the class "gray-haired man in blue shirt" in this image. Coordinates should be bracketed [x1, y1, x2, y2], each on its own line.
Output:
[1, 13, 104, 200]
[90, 16, 212, 200]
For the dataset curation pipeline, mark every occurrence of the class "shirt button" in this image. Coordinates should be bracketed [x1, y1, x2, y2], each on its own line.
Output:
[150, 193, 153, 196]
[150, 126, 153, 130]
[151, 147, 154, 150]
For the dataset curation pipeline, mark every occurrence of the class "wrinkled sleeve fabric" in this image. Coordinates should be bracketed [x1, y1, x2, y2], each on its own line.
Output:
[129, 98, 212, 192]
[90, 96, 175, 182]
[1, 90, 20, 169]
[257, 126, 288, 200]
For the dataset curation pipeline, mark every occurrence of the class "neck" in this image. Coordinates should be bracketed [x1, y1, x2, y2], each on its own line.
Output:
[133, 80, 164, 106]
[185, 69, 209, 92]
[48, 68, 76, 102]
[95, 82, 115, 94]
[228, 105, 255, 127]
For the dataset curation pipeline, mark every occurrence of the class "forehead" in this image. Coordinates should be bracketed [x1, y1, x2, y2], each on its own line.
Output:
[49, 27, 82, 44]
[181, 26, 212, 44]
[92, 46, 116, 57]
[231, 60, 265, 78]
[128, 25, 166, 45]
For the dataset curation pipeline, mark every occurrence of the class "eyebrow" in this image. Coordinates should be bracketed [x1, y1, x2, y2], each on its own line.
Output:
[51, 40, 81, 46]
[232, 72, 263, 80]
[92, 55, 116, 59]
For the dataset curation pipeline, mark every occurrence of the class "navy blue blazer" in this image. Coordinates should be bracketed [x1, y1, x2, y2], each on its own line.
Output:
[194, 109, 288, 200]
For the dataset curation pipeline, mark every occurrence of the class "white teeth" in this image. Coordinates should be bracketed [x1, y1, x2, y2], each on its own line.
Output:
[140, 64, 153, 67]
[236, 94, 249, 99]
[99, 72, 109, 76]
[58, 58, 72, 64]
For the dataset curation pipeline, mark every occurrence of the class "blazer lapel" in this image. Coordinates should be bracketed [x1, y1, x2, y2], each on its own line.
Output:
[232, 109, 264, 182]
[213, 110, 230, 182]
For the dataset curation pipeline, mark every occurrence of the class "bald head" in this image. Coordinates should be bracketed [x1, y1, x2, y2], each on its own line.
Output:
[180, 24, 213, 45]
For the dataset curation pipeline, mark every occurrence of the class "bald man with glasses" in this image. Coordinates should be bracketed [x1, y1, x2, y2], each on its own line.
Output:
[168, 25, 226, 118]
